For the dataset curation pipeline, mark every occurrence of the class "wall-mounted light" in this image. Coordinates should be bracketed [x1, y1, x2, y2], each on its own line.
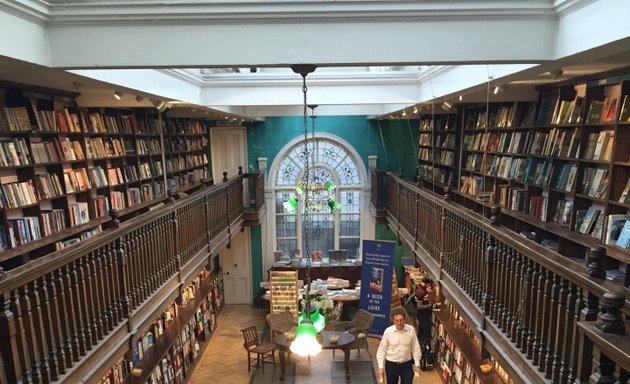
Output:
[493, 85, 506, 95]
[151, 99, 168, 112]
[549, 68, 563, 79]
[401, 110, 407, 117]
[442, 101, 453, 111]
[114, 91, 124, 100]
[413, 107, 418, 114]
[458, 95, 464, 102]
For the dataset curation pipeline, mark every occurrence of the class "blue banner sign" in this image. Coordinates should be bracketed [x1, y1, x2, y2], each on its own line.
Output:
[359, 239, 395, 335]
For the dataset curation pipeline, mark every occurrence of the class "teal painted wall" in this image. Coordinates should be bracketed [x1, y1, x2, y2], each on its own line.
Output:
[244, 115, 418, 297]
[250, 225, 263, 299]
[246, 115, 418, 179]
[375, 223, 412, 287]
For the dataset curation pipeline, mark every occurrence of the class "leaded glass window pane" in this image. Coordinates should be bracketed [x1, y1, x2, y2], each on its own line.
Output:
[339, 238, 360, 259]
[276, 239, 298, 255]
[276, 215, 296, 238]
[339, 214, 360, 237]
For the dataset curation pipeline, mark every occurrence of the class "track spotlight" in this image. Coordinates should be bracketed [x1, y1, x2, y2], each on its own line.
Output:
[413, 107, 418, 114]
[493, 85, 506, 95]
[114, 91, 124, 100]
[135, 95, 144, 103]
[549, 68, 563, 79]
[401, 110, 407, 117]
[442, 101, 453, 112]
[458, 95, 464, 102]
[151, 99, 168, 112]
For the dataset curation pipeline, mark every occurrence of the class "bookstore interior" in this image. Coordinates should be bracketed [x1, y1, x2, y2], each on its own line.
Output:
[0, 1, 630, 384]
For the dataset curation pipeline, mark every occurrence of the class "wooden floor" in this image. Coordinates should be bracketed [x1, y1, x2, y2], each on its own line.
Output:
[189, 304, 443, 384]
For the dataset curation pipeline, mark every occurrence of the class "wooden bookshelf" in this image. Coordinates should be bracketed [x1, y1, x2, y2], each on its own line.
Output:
[417, 72, 630, 288]
[0, 83, 212, 271]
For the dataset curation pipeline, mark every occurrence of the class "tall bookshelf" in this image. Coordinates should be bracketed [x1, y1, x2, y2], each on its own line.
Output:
[0, 83, 212, 271]
[426, 73, 630, 288]
[417, 113, 459, 188]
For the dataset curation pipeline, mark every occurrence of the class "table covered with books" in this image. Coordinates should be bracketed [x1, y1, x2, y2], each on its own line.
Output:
[272, 331, 356, 380]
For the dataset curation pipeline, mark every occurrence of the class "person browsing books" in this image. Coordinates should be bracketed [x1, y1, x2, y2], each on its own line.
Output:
[376, 307, 422, 384]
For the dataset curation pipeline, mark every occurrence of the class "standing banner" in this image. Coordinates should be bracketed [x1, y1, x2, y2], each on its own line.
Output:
[359, 239, 395, 335]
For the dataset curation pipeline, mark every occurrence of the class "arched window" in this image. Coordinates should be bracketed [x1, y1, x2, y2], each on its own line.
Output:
[273, 136, 364, 260]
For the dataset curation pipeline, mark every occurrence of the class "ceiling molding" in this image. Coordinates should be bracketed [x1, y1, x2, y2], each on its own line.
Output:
[157, 69, 204, 86]
[38, 0, 557, 25]
[0, 0, 49, 24]
[553, 0, 599, 17]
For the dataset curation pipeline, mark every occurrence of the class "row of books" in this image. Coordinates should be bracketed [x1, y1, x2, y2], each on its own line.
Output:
[581, 130, 614, 161]
[54, 226, 102, 251]
[85, 137, 127, 159]
[165, 154, 208, 174]
[419, 116, 454, 132]
[548, 96, 584, 125]
[417, 165, 453, 186]
[165, 136, 208, 153]
[166, 170, 207, 192]
[585, 97, 619, 124]
[0, 138, 31, 166]
[579, 167, 609, 198]
[137, 138, 162, 155]
[165, 118, 208, 136]
[464, 102, 536, 130]
[35, 172, 65, 199]
[0, 180, 39, 209]
[30, 137, 82, 163]
[536, 127, 583, 159]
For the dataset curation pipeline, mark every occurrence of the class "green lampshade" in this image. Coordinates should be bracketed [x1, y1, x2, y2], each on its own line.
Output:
[295, 181, 305, 195]
[324, 181, 336, 192]
[327, 198, 341, 213]
[290, 320, 322, 356]
[298, 309, 326, 333]
[283, 197, 298, 214]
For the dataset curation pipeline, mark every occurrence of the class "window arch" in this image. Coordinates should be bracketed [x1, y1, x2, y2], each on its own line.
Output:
[272, 135, 364, 260]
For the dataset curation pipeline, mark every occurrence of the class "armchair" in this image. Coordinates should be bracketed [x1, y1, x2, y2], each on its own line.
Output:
[328, 309, 375, 357]
[266, 311, 297, 338]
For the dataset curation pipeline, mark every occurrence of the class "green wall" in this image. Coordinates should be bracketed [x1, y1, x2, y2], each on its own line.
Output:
[245, 115, 419, 297]
[250, 225, 263, 299]
[375, 223, 412, 287]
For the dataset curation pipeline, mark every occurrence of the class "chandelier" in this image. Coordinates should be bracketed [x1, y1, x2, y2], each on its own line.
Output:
[283, 104, 341, 215]
[288, 64, 323, 357]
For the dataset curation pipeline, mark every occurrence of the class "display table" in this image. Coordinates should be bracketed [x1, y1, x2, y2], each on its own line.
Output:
[273, 331, 356, 380]
[272, 265, 362, 287]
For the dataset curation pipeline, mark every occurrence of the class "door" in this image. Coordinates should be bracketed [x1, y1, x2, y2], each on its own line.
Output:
[220, 228, 253, 304]
[210, 126, 247, 181]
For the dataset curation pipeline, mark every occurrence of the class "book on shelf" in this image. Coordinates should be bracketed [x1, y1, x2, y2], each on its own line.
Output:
[600, 97, 618, 123]
[620, 95, 630, 122]
[578, 207, 601, 235]
[619, 177, 630, 204]
[586, 100, 605, 124]
[615, 220, 630, 249]
[590, 214, 605, 241]
[604, 214, 629, 245]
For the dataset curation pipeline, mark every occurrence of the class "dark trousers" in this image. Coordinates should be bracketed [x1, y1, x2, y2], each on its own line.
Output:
[385, 359, 413, 384]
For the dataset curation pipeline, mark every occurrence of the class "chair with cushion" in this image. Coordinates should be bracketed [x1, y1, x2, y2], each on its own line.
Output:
[240, 325, 275, 374]
[266, 311, 297, 338]
[328, 308, 375, 357]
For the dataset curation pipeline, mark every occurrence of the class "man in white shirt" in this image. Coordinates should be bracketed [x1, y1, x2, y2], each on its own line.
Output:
[376, 307, 422, 384]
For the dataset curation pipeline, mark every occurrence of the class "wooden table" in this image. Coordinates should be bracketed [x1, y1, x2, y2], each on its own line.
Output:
[272, 330, 356, 380]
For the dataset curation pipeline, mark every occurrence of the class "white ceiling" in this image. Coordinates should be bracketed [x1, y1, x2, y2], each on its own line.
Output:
[0, 0, 629, 119]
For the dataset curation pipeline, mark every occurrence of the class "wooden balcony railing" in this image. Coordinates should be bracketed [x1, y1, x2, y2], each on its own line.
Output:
[375, 172, 629, 384]
[0, 175, 244, 384]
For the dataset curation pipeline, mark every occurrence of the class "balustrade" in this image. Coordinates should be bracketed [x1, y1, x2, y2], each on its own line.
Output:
[379, 173, 629, 383]
[0, 175, 246, 384]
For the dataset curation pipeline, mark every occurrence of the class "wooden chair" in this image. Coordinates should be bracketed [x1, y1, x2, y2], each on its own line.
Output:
[240, 326, 275, 374]
[328, 308, 375, 357]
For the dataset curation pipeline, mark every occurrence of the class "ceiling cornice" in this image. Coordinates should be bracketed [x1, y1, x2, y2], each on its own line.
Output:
[0, 0, 50, 24]
[157, 68, 204, 86]
[38, 0, 557, 25]
[553, 0, 599, 17]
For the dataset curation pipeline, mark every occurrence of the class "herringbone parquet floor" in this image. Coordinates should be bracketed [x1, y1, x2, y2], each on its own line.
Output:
[188, 304, 442, 384]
